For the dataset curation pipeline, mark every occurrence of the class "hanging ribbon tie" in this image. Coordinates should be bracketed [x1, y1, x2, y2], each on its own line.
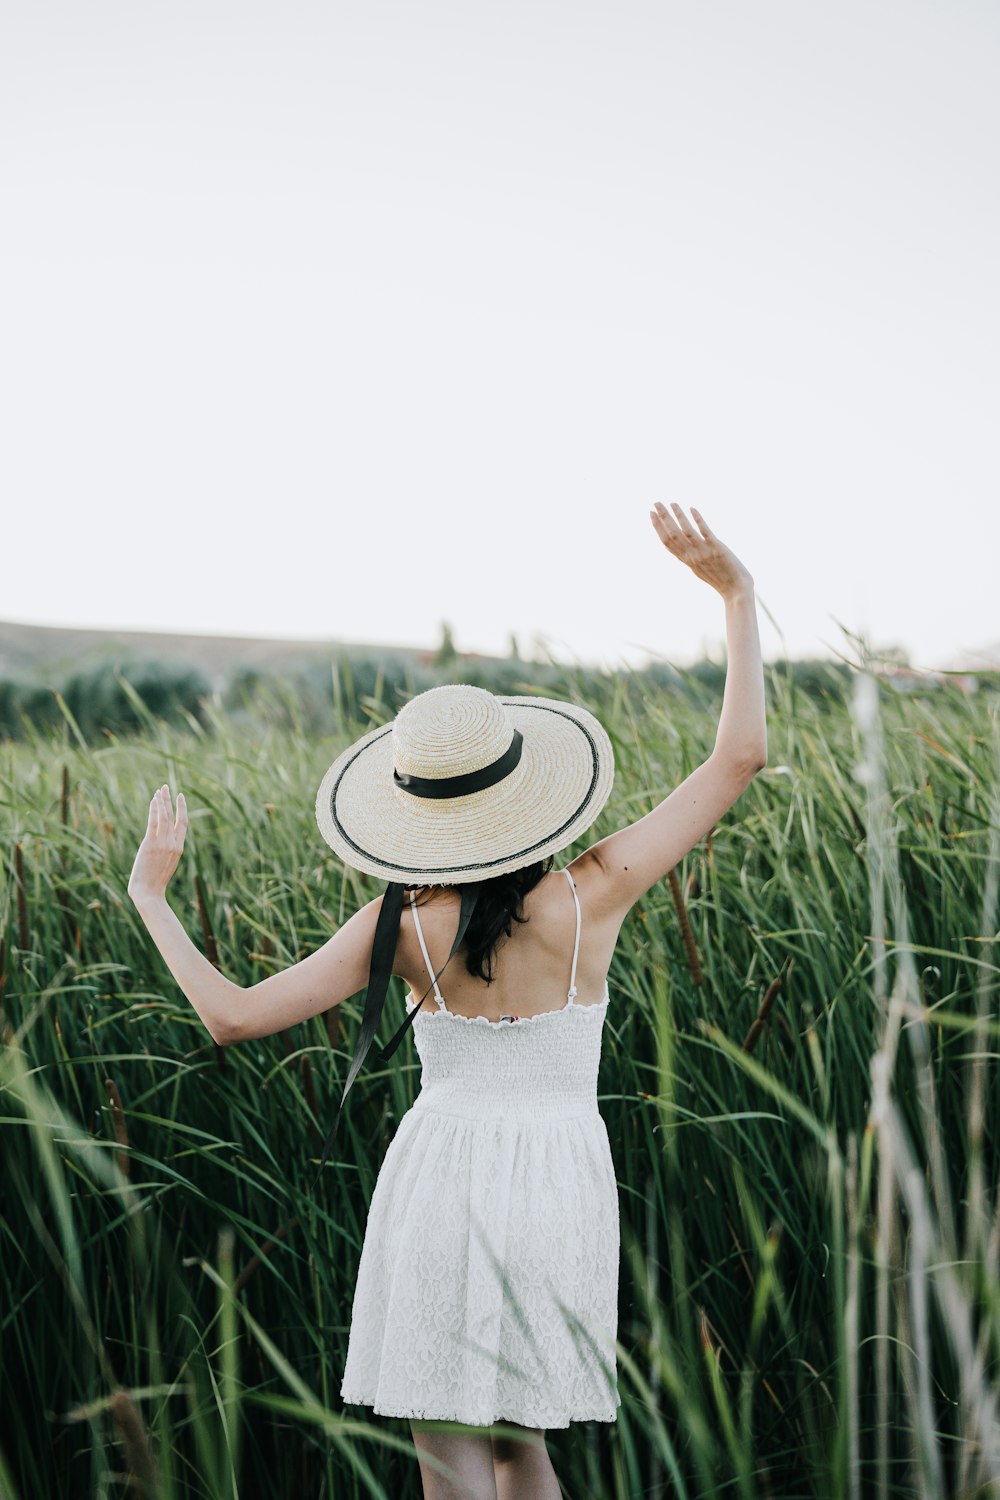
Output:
[310, 879, 482, 1190]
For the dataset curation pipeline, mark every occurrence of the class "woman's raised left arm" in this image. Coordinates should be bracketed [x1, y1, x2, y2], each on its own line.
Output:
[128, 785, 244, 1045]
[128, 784, 390, 1045]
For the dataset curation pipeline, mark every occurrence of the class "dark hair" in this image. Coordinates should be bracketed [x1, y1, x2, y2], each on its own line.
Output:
[406, 856, 554, 983]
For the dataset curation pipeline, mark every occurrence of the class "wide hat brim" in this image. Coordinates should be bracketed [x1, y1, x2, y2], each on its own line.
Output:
[314, 695, 615, 884]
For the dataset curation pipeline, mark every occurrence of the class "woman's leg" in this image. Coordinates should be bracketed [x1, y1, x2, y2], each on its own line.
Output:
[409, 1419, 498, 1500]
[491, 1423, 562, 1499]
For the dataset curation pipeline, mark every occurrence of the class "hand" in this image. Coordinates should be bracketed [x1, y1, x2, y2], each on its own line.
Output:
[128, 784, 189, 905]
[649, 502, 754, 600]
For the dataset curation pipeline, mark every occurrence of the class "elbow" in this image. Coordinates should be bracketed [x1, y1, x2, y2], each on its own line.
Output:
[743, 741, 768, 775]
[209, 982, 248, 1047]
[720, 749, 767, 780]
[209, 1008, 243, 1048]
[736, 754, 767, 783]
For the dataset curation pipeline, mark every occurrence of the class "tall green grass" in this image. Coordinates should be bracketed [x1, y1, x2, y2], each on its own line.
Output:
[1, 649, 998, 1498]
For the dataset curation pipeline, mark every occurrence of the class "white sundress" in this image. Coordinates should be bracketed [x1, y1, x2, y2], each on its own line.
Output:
[339, 866, 621, 1430]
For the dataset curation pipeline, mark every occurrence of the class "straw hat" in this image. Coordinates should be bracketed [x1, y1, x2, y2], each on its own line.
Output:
[314, 683, 615, 884]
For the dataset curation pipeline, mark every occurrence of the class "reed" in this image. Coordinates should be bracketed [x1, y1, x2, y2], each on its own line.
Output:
[1, 649, 997, 1497]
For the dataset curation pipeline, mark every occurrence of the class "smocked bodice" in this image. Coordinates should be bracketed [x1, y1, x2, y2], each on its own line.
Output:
[402, 867, 610, 1122]
[403, 985, 610, 1121]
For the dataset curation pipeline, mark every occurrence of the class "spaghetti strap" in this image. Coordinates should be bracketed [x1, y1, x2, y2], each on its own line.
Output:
[562, 867, 582, 1005]
[409, 892, 447, 1010]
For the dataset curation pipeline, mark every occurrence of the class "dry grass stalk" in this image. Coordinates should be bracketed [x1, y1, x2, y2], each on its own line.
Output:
[324, 1002, 341, 1050]
[103, 1077, 130, 1176]
[110, 1388, 158, 1499]
[193, 872, 219, 968]
[233, 1214, 300, 1294]
[742, 960, 792, 1054]
[14, 841, 29, 949]
[667, 866, 703, 985]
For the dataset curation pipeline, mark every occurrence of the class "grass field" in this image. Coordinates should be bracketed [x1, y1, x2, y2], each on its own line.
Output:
[2, 654, 998, 1499]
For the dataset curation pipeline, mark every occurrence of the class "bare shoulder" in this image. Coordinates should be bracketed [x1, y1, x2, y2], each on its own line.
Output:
[393, 884, 466, 972]
[560, 848, 615, 905]
[550, 853, 632, 946]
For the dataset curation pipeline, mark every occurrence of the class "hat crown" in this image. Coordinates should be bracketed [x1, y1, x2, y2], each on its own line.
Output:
[393, 685, 515, 780]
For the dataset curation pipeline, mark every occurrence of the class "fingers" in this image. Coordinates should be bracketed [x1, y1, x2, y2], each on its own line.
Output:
[148, 785, 187, 839]
[649, 501, 703, 547]
[691, 506, 717, 540]
[669, 502, 698, 540]
[650, 501, 681, 545]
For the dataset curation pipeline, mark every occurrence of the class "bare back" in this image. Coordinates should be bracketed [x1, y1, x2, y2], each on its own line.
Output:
[396, 858, 622, 1022]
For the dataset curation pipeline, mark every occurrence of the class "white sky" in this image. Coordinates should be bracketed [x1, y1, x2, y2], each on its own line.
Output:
[3, 0, 997, 672]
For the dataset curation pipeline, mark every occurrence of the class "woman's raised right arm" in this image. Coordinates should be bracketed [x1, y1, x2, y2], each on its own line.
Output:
[573, 503, 766, 923]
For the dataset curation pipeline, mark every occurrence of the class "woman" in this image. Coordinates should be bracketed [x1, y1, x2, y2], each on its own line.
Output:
[128, 501, 766, 1499]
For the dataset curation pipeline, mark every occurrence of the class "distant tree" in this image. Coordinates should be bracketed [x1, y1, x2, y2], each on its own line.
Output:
[433, 621, 458, 668]
[508, 632, 521, 661]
